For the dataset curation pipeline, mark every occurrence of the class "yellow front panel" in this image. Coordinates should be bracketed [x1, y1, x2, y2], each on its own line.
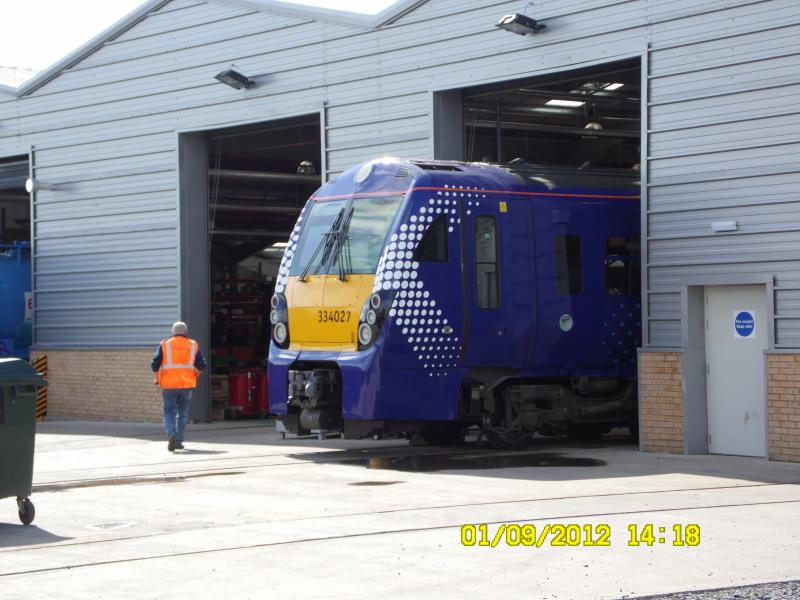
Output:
[286, 274, 375, 351]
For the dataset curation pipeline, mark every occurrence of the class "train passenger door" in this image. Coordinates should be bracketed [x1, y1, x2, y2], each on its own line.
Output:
[461, 197, 530, 367]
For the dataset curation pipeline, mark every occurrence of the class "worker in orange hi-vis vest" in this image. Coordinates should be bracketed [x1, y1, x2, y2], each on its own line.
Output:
[150, 321, 206, 452]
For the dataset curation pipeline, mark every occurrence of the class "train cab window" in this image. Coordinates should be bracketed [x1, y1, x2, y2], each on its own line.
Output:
[605, 236, 641, 296]
[554, 234, 583, 296]
[474, 216, 499, 309]
[414, 214, 448, 262]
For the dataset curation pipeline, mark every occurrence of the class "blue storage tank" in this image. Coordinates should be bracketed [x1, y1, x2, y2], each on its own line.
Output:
[0, 242, 32, 359]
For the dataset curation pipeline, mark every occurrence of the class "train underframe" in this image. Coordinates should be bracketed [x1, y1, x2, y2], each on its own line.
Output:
[277, 363, 637, 449]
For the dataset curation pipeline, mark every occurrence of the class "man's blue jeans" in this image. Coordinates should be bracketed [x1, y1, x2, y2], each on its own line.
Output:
[162, 389, 192, 443]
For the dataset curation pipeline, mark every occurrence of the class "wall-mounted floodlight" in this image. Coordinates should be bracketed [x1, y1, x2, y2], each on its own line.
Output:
[214, 69, 256, 90]
[25, 178, 58, 193]
[495, 13, 546, 35]
[711, 220, 738, 233]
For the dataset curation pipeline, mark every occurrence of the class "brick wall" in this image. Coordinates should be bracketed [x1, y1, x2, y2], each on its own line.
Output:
[767, 354, 800, 462]
[639, 351, 684, 454]
[30, 349, 162, 422]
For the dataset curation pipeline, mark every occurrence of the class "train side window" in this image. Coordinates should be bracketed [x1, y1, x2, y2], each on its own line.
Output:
[414, 214, 448, 262]
[605, 236, 641, 296]
[554, 234, 583, 296]
[474, 216, 499, 309]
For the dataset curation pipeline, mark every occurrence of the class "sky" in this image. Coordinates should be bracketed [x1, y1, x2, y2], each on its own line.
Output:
[0, 0, 397, 71]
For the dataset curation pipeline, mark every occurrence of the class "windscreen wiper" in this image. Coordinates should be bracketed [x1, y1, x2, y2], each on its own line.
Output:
[331, 207, 354, 281]
[298, 208, 345, 282]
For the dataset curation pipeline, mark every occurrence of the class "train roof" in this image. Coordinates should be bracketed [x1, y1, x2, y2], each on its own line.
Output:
[317, 158, 640, 200]
[406, 159, 640, 192]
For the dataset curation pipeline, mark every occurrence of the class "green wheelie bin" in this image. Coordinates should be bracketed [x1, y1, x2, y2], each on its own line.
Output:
[0, 358, 47, 525]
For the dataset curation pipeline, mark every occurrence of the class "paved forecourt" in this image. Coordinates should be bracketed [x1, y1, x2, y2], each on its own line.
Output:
[1, 421, 799, 599]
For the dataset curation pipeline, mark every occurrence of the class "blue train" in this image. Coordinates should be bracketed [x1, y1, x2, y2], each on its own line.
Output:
[268, 158, 641, 448]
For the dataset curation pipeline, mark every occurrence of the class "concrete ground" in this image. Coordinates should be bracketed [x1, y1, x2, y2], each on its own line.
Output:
[1, 421, 799, 600]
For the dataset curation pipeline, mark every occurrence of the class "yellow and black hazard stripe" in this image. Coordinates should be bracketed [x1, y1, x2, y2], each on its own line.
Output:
[31, 356, 47, 422]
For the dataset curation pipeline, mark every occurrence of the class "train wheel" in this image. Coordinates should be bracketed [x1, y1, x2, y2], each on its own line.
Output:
[483, 428, 529, 450]
[420, 424, 463, 446]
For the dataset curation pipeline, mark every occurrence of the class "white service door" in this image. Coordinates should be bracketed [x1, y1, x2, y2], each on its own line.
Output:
[704, 285, 767, 457]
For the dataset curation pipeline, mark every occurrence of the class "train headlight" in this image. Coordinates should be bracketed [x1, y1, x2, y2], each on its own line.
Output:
[273, 322, 288, 344]
[357, 290, 396, 350]
[358, 323, 373, 346]
[270, 293, 290, 348]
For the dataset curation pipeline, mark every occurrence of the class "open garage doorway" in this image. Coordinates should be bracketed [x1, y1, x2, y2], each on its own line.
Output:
[206, 115, 321, 420]
[0, 155, 32, 359]
[460, 58, 641, 170]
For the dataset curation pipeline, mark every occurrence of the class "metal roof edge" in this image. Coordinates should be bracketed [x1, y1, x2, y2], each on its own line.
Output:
[372, 0, 429, 27]
[13, 0, 170, 98]
[213, 0, 373, 28]
[214, 0, 429, 29]
[0, 83, 17, 96]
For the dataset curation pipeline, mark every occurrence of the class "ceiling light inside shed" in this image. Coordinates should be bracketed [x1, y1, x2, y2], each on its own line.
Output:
[545, 99, 585, 107]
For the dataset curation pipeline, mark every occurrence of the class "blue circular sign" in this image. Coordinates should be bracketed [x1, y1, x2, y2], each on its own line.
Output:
[735, 311, 755, 337]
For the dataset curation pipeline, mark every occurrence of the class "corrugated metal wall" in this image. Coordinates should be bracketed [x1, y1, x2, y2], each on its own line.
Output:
[0, 0, 798, 348]
[646, 0, 800, 348]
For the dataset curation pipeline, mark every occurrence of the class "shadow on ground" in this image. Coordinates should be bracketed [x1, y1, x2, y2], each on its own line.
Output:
[0, 523, 71, 548]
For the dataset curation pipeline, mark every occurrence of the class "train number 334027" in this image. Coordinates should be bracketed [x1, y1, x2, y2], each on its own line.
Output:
[317, 310, 352, 323]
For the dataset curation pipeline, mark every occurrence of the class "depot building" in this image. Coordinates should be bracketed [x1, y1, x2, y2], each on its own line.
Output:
[0, 0, 798, 461]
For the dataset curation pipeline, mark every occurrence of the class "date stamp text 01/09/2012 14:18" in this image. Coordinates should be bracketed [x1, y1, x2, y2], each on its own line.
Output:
[460, 523, 701, 548]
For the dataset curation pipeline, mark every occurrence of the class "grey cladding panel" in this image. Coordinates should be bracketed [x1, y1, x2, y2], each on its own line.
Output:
[36, 305, 178, 329]
[32, 172, 175, 206]
[327, 116, 430, 151]
[774, 289, 800, 315]
[649, 84, 800, 132]
[35, 227, 178, 259]
[649, 113, 800, 158]
[647, 319, 681, 348]
[35, 205, 175, 237]
[649, 262, 800, 292]
[35, 325, 174, 346]
[36, 152, 175, 183]
[776, 320, 800, 347]
[35, 191, 174, 223]
[649, 143, 800, 186]
[648, 172, 800, 213]
[648, 293, 681, 320]
[34, 268, 178, 293]
[650, 54, 800, 105]
[650, 22, 800, 76]
[649, 231, 800, 267]
[648, 201, 800, 239]
[327, 139, 431, 174]
[648, 0, 800, 48]
[33, 133, 176, 168]
[644, 0, 761, 22]
[108, 2, 255, 44]
[36, 286, 177, 311]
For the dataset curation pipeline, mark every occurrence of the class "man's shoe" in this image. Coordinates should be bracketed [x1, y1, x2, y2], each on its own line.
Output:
[176, 442, 184, 450]
[167, 434, 176, 452]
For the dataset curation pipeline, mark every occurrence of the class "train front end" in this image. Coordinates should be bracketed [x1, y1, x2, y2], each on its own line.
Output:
[268, 159, 423, 437]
